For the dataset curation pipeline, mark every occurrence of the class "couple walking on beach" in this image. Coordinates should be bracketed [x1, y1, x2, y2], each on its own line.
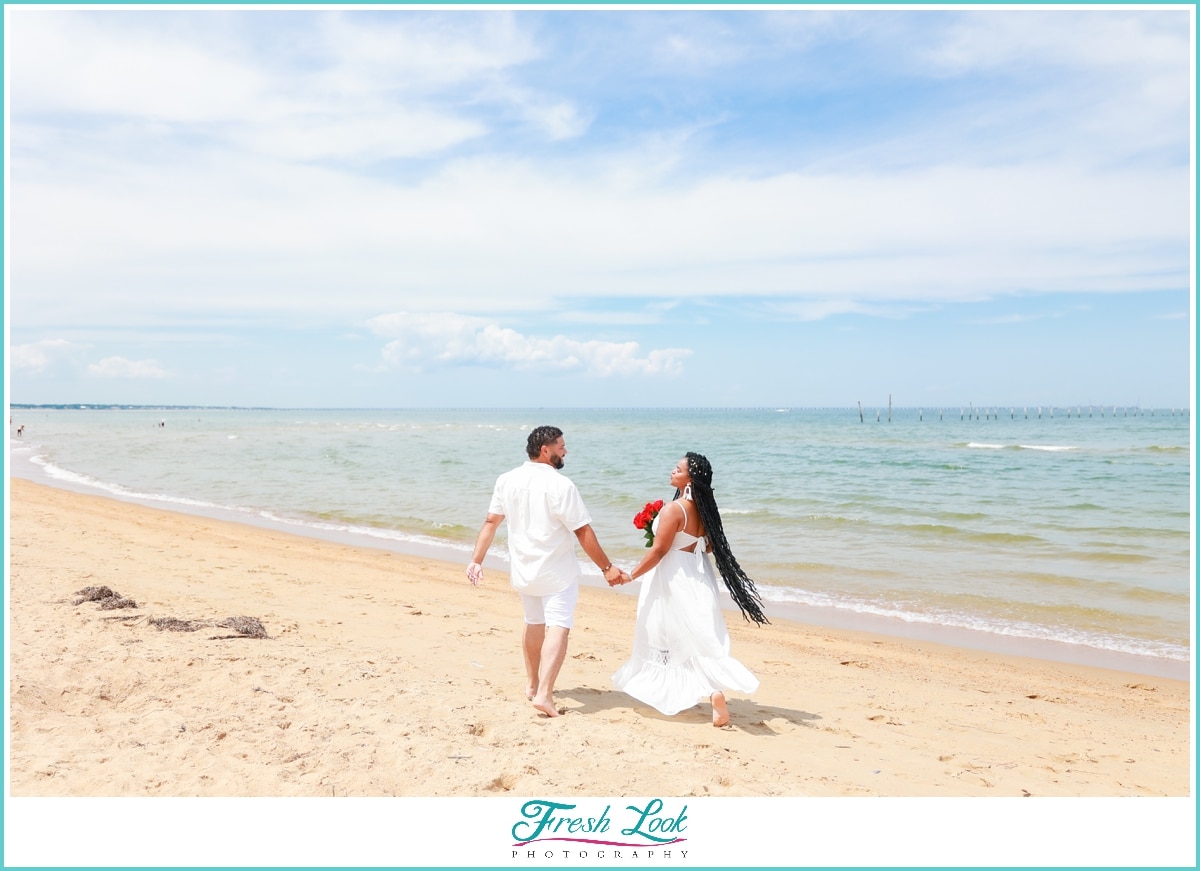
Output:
[467, 425, 768, 725]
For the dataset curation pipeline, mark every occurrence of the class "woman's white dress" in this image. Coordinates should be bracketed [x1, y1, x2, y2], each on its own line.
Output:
[612, 506, 759, 716]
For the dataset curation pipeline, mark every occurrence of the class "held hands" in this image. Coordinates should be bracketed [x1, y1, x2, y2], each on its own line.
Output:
[466, 562, 484, 586]
[603, 565, 633, 587]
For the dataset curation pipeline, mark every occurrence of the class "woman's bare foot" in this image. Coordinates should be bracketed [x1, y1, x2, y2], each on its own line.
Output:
[526, 685, 537, 701]
[711, 692, 729, 727]
[532, 695, 561, 718]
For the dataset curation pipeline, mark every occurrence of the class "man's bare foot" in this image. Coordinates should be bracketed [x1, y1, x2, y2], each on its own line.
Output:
[711, 692, 729, 727]
[532, 695, 561, 718]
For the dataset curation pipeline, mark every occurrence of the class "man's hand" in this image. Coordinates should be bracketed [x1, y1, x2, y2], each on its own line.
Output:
[603, 565, 632, 587]
[467, 562, 484, 586]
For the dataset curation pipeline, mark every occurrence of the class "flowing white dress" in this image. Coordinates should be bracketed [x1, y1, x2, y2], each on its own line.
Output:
[611, 505, 759, 716]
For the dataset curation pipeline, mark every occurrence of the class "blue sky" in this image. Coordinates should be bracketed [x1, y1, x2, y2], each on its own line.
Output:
[5, 6, 1193, 408]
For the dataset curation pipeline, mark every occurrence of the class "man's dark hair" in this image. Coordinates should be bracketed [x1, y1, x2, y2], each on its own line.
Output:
[526, 425, 564, 459]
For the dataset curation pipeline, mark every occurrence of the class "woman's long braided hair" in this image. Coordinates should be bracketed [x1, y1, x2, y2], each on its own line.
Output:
[678, 452, 768, 626]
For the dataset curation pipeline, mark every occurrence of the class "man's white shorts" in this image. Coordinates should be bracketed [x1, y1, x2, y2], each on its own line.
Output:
[520, 583, 579, 630]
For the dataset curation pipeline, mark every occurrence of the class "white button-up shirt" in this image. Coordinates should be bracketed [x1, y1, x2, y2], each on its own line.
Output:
[488, 461, 592, 596]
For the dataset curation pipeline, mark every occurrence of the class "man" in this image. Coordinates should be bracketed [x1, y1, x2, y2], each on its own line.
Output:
[467, 425, 630, 718]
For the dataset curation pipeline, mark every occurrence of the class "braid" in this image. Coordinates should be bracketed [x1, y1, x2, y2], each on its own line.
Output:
[680, 452, 768, 626]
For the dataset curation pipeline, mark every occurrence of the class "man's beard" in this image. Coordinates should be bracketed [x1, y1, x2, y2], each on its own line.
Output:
[552, 456, 565, 470]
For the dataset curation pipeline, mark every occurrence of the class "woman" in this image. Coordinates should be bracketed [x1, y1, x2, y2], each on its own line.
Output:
[612, 452, 768, 727]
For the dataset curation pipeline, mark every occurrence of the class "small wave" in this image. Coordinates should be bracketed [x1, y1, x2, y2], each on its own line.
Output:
[255, 510, 476, 555]
[758, 586, 1189, 663]
[964, 442, 1077, 452]
[1003, 571, 1190, 605]
[31, 457, 236, 512]
[900, 522, 1045, 546]
[805, 514, 863, 526]
[26, 455, 493, 562]
[1071, 550, 1154, 564]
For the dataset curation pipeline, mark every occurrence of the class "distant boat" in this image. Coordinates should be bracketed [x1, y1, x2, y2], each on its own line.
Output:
[775, 408, 790, 413]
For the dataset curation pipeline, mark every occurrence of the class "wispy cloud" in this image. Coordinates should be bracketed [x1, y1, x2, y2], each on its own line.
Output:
[368, 312, 691, 377]
[756, 298, 937, 322]
[87, 357, 170, 379]
[10, 339, 90, 373]
[920, 11, 1189, 79]
[968, 312, 1062, 326]
[9, 10, 563, 166]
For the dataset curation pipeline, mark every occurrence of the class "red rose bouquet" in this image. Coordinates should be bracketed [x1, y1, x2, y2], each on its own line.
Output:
[633, 499, 665, 547]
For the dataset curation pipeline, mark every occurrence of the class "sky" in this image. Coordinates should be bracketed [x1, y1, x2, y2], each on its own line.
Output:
[4, 5, 1194, 409]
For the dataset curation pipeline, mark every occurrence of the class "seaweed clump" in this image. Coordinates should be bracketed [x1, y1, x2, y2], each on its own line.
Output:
[74, 585, 137, 609]
[148, 615, 268, 639]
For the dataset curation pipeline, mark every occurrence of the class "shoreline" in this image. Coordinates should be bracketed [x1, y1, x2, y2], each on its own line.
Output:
[7, 475, 1192, 802]
[8, 452, 1189, 681]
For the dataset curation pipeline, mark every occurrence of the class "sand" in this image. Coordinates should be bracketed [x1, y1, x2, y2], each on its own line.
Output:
[5, 476, 1195, 865]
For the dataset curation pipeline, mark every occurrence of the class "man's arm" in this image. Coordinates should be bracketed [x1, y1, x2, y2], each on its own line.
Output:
[574, 524, 630, 586]
[467, 513, 504, 586]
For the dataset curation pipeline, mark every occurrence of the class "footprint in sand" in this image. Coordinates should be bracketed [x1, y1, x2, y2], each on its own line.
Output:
[486, 772, 519, 792]
[1125, 683, 1158, 692]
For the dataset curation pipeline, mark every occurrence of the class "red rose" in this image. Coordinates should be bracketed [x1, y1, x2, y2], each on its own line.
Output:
[633, 499, 663, 547]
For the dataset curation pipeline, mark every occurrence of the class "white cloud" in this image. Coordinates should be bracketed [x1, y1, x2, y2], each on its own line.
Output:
[921, 11, 1189, 77]
[8, 151, 1188, 334]
[8, 139, 1188, 333]
[760, 299, 923, 322]
[8, 10, 544, 164]
[87, 356, 170, 379]
[968, 311, 1064, 326]
[319, 10, 540, 89]
[10, 338, 90, 372]
[233, 111, 487, 162]
[10, 12, 272, 123]
[515, 92, 592, 141]
[368, 312, 690, 377]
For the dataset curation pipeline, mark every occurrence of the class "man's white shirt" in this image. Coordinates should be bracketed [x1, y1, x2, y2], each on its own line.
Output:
[488, 461, 592, 596]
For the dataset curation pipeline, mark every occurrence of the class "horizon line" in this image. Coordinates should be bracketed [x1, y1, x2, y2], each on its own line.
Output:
[8, 403, 1193, 413]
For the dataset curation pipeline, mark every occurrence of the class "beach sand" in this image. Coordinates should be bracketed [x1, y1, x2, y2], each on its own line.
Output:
[7, 476, 1191, 803]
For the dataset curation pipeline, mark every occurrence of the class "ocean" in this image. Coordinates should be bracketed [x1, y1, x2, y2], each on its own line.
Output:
[7, 405, 1193, 679]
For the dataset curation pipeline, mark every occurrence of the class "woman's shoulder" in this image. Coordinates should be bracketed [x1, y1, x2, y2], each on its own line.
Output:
[676, 499, 700, 532]
[671, 498, 701, 528]
[657, 499, 686, 523]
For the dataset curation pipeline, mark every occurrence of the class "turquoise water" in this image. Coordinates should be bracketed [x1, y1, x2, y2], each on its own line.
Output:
[7, 406, 1192, 677]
